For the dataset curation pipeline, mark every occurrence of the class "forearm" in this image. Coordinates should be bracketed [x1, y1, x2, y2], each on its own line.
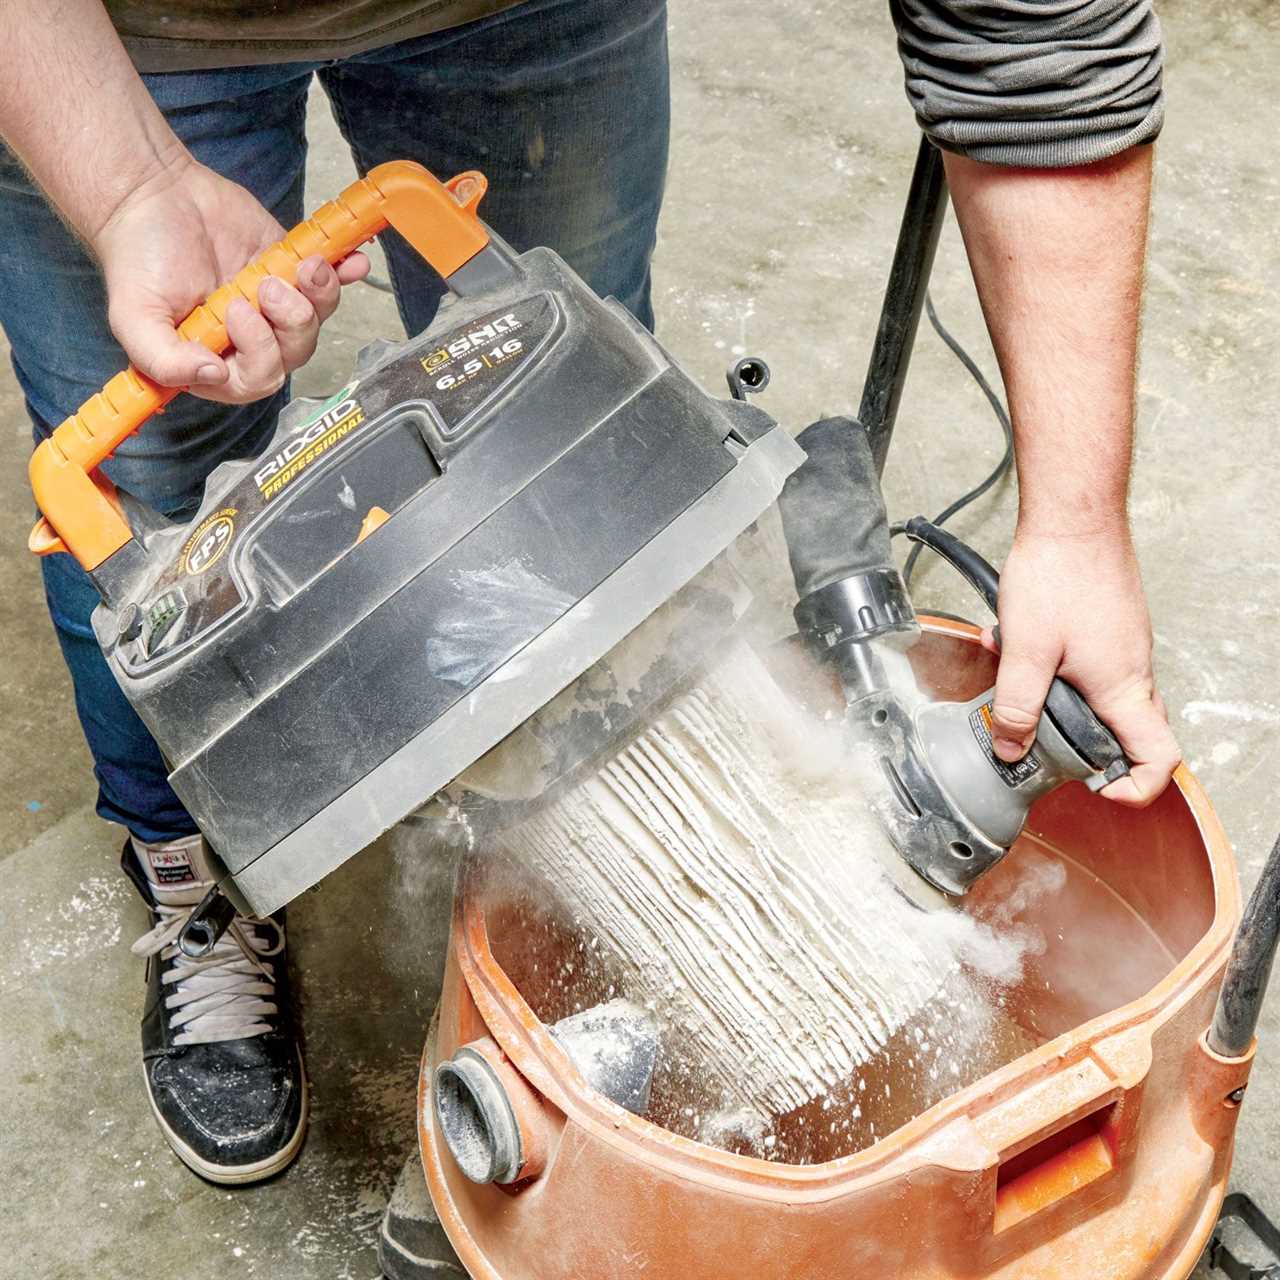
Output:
[940, 145, 1177, 800]
[943, 145, 1153, 537]
[0, 0, 186, 242]
[1, 0, 366, 401]
[886, 0, 1175, 799]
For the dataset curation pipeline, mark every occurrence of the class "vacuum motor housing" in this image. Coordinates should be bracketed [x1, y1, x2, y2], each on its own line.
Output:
[90, 240, 801, 914]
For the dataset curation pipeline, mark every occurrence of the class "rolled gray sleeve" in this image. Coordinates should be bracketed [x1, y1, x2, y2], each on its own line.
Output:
[890, 0, 1165, 167]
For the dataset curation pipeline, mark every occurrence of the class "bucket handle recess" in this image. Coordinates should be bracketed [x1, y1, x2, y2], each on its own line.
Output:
[28, 161, 490, 572]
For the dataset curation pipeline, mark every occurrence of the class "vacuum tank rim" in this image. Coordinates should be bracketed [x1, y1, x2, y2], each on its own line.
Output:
[449, 618, 1242, 1199]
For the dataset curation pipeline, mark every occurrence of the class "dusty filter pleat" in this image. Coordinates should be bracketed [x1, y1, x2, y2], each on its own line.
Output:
[497, 641, 962, 1119]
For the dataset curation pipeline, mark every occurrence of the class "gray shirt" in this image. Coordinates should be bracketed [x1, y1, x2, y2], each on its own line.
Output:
[891, 0, 1164, 166]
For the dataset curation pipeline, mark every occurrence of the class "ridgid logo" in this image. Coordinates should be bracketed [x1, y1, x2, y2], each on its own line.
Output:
[255, 383, 364, 499]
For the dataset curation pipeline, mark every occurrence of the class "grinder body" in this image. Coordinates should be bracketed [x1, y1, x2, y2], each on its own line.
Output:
[779, 416, 1128, 902]
[908, 685, 1119, 894]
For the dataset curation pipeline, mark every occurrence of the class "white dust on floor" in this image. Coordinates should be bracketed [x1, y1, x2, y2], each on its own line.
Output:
[1182, 700, 1280, 726]
[7, 873, 130, 993]
[283, 1052, 420, 1269]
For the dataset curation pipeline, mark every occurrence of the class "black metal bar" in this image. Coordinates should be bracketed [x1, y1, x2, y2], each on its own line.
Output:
[1209, 830, 1280, 1059]
[859, 135, 950, 476]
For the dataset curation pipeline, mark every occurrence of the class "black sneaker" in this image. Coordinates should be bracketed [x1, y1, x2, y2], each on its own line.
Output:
[378, 1150, 466, 1279]
[122, 835, 308, 1185]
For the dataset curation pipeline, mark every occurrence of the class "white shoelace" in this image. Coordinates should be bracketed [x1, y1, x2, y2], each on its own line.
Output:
[131, 904, 284, 1047]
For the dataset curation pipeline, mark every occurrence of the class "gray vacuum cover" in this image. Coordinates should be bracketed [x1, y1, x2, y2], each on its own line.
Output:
[92, 241, 803, 914]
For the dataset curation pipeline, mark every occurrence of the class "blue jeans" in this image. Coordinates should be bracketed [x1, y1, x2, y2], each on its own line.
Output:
[2, 0, 669, 843]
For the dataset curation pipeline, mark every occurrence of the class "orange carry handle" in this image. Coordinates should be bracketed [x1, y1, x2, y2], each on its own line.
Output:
[29, 160, 489, 570]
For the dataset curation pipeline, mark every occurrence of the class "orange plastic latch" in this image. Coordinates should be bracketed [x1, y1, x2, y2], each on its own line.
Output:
[29, 516, 67, 556]
[445, 171, 489, 218]
[356, 506, 392, 545]
[28, 457, 133, 565]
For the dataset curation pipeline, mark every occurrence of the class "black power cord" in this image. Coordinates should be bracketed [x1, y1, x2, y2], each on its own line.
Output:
[891, 291, 1013, 588]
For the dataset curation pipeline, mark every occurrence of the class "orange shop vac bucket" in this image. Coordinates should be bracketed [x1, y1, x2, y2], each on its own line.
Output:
[417, 621, 1256, 1280]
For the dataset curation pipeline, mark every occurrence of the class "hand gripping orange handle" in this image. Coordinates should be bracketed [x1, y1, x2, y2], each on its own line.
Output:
[29, 160, 490, 571]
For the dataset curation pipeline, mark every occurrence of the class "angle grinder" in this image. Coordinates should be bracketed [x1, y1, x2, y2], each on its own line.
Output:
[777, 415, 1131, 907]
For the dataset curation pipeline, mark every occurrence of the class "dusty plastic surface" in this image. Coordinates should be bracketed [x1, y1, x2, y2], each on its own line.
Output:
[417, 621, 1252, 1280]
[84, 229, 801, 915]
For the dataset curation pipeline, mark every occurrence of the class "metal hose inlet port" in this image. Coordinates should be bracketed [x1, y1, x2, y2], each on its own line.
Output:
[433, 1047, 525, 1185]
[434, 1004, 660, 1186]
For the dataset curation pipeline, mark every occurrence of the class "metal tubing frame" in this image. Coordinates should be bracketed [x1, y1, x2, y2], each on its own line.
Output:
[859, 134, 950, 477]
[1210, 830, 1280, 1058]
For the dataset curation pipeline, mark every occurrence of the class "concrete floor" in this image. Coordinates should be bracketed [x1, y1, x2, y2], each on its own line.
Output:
[2, 0, 1278, 1276]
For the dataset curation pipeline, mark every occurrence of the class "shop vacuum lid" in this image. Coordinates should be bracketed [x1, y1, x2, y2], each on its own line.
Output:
[29, 162, 803, 916]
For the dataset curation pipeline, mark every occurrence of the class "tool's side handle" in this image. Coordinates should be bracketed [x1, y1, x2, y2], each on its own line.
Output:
[29, 160, 489, 571]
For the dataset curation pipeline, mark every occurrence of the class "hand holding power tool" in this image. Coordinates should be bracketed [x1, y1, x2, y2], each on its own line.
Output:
[978, 524, 1178, 808]
[779, 416, 1131, 904]
[93, 159, 371, 403]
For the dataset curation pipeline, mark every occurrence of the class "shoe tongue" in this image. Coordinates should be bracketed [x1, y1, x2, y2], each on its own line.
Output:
[131, 834, 216, 908]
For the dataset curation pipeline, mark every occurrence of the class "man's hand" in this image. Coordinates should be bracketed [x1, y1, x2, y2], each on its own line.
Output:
[92, 156, 369, 403]
[0, 0, 368, 405]
[979, 523, 1180, 806]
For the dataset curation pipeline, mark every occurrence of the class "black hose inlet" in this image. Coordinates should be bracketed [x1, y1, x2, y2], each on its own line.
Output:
[177, 885, 237, 958]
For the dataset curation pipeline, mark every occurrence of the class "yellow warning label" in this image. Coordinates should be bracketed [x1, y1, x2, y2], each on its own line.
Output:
[970, 700, 1041, 788]
[183, 508, 237, 576]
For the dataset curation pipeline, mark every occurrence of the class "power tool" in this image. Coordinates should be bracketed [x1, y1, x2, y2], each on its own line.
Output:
[777, 414, 1131, 906]
[28, 162, 804, 935]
